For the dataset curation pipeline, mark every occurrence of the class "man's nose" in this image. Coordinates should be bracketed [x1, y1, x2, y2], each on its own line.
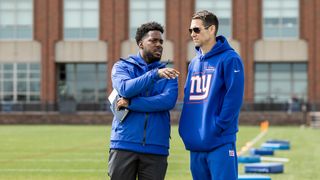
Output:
[191, 31, 196, 37]
[155, 41, 162, 47]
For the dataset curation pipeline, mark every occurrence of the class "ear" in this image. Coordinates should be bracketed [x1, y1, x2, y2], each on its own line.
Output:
[138, 41, 143, 49]
[210, 25, 216, 36]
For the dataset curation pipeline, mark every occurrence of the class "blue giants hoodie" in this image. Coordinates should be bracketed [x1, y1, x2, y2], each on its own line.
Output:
[110, 53, 178, 155]
[179, 36, 244, 151]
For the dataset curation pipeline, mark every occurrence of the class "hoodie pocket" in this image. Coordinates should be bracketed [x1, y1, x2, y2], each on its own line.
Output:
[212, 116, 223, 136]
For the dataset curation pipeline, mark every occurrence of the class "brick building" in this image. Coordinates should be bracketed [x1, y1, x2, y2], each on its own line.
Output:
[0, 0, 319, 123]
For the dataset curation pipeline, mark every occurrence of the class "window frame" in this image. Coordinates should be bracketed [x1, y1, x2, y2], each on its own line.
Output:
[195, 0, 232, 38]
[129, 0, 166, 39]
[262, 0, 300, 40]
[57, 63, 107, 103]
[0, 63, 41, 103]
[254, 62, 308, 103]
[0, 0, 34, 40]
[63, 0, 100, 40]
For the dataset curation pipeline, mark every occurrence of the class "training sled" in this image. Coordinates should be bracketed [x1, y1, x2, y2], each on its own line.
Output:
[266, 139, 290, 145]
[250, 148, 274, 156]
[238, 175, 271, 180]
[245, 162, 284, 173]
[239, 155, 289, 163]
[261, 143, 290, 150]
[238, 156, 261, 163]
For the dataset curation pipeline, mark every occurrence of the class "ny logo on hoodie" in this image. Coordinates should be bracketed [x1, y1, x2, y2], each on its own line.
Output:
[189, 74, 212, 101]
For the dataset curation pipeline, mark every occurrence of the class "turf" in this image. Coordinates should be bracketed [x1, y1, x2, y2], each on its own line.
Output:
[0, 125, 319, 180]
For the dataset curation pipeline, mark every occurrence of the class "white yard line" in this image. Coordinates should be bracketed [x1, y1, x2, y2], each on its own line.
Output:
[0, 168, 191, 173]
[237, 130, 268, 156]
[0, 158, 105, 163]
[0, 152, 105, 155]
[0, 169, 105, 173]
[260, 156, 290, 162]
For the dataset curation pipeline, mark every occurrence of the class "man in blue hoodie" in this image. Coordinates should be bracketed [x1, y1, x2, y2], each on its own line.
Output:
[108, 22, 179, 180]
[179, 10, 244, 180]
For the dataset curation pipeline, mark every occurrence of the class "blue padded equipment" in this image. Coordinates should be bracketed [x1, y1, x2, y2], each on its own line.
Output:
[238, 156, 261, 163]
[266, 139, 290, 145]
[245, 162, 284, 173]
[261, 143, 290, 150]
[250, 148, 274, 156]
[238, 174, 271, 180]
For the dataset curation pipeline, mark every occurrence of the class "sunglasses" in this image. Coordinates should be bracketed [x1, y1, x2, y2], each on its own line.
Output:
[188, 25, 212, 34]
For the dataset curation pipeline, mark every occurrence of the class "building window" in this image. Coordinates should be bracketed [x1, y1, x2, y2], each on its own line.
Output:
[0, 63, 40, 102]
[57, 63, 107, 103]
[254, 63, 307, 103]
[64, 0, 99, 40]
[129, 0, 165, 39]
[196, 0, 232, 38]
[0, 0, 33, 40]
[263, 0, 299, 38]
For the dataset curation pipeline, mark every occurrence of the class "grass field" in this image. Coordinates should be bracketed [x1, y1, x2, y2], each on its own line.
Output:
[0, 125, 319, 180]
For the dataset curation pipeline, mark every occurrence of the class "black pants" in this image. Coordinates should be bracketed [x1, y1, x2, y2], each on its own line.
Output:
[108, 149, 168, 180]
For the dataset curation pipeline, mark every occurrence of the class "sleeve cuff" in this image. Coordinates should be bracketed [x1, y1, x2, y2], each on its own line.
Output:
[151, 68, 161, 81]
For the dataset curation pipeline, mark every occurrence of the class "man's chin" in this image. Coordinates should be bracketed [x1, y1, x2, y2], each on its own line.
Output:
[153, 54, 162, 60]
[194, 43, 201, 47]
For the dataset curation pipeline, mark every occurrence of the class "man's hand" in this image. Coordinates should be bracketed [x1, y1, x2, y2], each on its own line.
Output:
[117, 98, 129, 110]
[158, 68, 180, 79]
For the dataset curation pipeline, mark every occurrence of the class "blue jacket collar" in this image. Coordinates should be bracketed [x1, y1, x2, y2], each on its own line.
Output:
[124, 52, 166, 70]
[195, 35, 233, 59]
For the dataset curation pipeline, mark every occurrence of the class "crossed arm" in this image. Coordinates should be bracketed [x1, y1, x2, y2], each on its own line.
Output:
[112, 63, 179, 112]
[118, 79, 178, 112]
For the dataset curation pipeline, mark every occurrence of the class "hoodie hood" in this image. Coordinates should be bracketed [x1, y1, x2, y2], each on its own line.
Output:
[195, 35, 234, 59]
[125, 53, 166, 70]
[126, 53, 147, 67]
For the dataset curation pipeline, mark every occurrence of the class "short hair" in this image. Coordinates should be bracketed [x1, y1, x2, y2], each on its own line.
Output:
[135, 21, 164, 45]
[192, 10, 219, 36]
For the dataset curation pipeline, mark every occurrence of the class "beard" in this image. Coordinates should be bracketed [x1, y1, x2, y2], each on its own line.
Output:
[144, 50, 162, 64]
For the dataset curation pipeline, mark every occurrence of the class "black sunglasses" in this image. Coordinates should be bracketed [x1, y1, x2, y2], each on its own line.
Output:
[188, 25, 212, 34]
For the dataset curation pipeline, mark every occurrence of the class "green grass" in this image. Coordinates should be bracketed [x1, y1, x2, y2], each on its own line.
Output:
[0, 125, 319, 180]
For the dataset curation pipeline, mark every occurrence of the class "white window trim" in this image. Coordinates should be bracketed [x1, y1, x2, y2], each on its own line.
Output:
[0, 63, 41, 103]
